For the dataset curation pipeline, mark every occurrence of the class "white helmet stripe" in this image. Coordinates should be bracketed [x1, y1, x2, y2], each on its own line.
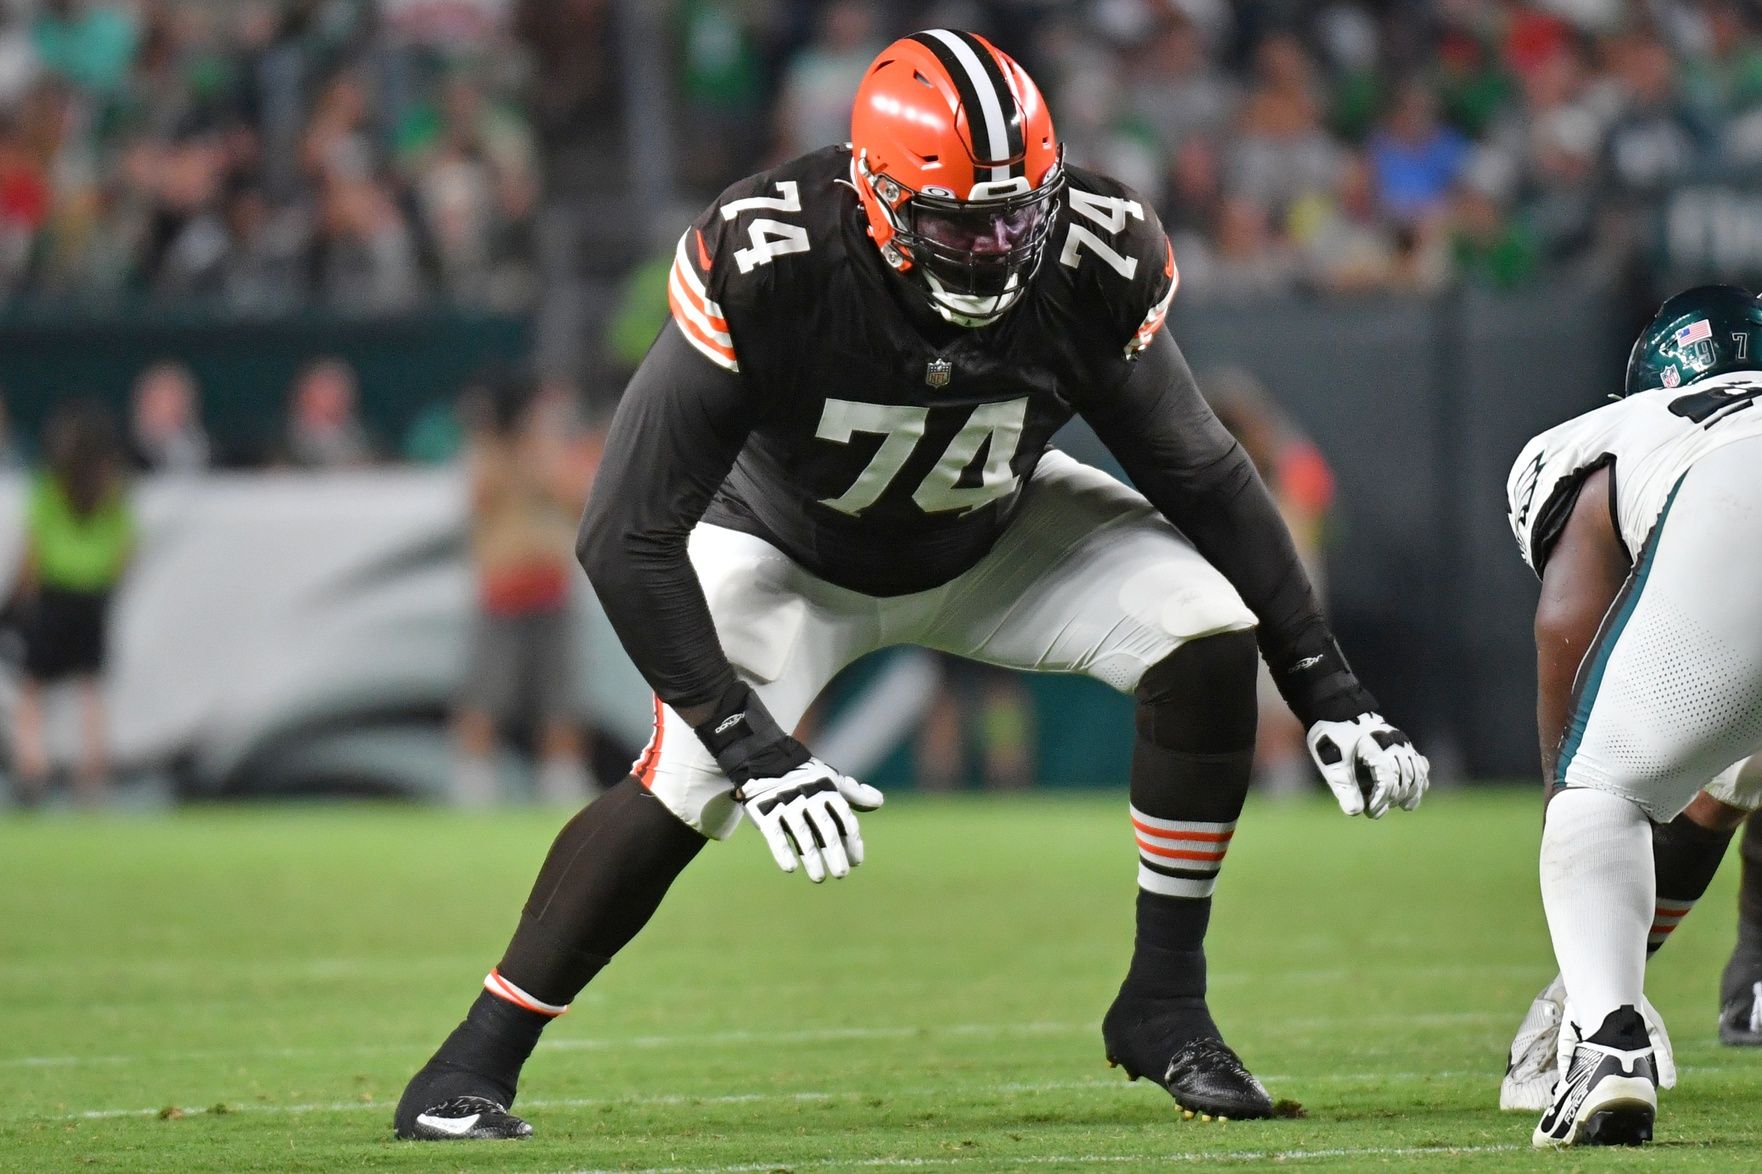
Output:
[922, 28, 1012, 183]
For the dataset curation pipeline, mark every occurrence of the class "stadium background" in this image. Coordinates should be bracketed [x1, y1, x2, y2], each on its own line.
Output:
[14, 2, 1762, 1170]
[0, 0, 1755, 800]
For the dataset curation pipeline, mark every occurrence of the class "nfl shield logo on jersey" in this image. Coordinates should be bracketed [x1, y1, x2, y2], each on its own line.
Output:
[1663, 365, 1681, 388]
[925, 358, 953, 388]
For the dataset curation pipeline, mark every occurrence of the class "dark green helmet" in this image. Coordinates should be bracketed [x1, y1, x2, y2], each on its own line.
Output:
[1625, 284, 1762, 396]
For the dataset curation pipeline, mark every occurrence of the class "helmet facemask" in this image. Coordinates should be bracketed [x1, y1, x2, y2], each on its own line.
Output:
[860, 152, 1064, 328]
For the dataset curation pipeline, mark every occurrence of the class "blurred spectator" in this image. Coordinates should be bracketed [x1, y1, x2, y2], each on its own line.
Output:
[1451, 177, 1540, 290]
[1483, 31, 1606, 258]
[1226, 32, 1343, 215]
[1603, 30, 1699, 194]
[1205, 368, 1333, 795]
[1316, 0, 1383, 141]
[772, 1, 880, 158]
[916, 658, 1034, 793]
[1178, 196, 1300, 304]
[128, 360, 209, 472]
[1685, 0, 1762, 161]
[301, 69, 375, 185]
[285, 357, 373, 468]
[9, 397, 132, 809]
[1290, 153, 1397, 294]
[0, 13, 40, 110]
[314, 175, 421, 310]
[455, 371, 595, 807]
[217, 180, 311, 310]
[32, 1, 139, 100]
[677, 0, 768, 190]
[1123, 12, 1238, 160]
[0, 108, 49, 293]
[1367, 80, 1468, 224]
[1435, 24, 1515, 138]
[402, 390, 470, 465]
[399, 74, 538, 305]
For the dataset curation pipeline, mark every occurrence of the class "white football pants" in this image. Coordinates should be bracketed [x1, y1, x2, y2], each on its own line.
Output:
[1558, 436, 1762, 821]
[632, 451, 1257, 837]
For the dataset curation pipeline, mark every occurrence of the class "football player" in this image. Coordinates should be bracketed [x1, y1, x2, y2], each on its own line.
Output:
[1502, 759, 1762, 1113]
[393, 30, 1428, 1142]
[1502, 285, 1762, 1147]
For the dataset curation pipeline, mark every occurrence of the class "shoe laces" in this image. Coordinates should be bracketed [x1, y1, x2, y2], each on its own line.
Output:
[424, 1095, 508, 1118]
[1165, 1036, 1254, 1086]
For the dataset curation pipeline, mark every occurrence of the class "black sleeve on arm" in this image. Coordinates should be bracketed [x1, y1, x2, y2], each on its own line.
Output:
[577, 320, 755, 720]
[1080, 339, 1377, 725]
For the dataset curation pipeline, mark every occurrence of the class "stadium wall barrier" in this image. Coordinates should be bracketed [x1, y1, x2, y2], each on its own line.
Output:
[0, 282, 1624, 789]
[0, 308, 528, 462]
[0, 471, 653, 798]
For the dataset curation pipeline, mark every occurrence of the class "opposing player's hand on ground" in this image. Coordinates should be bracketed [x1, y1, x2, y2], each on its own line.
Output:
[734, 760, 884, 882]
[1305, 713, 1429, 818]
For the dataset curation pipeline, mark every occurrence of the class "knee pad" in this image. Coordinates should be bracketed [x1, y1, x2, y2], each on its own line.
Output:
[1134, 629, 1260, 753]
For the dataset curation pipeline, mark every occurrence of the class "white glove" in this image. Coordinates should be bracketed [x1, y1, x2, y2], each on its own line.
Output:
[1305, 712, 1429, 817]
[733, 758, 884, 883]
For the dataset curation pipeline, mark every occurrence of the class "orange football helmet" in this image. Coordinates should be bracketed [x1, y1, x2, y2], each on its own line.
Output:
[850, 30, 1063, 326]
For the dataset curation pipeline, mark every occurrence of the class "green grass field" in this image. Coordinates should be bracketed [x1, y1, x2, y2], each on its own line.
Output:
[4, 789, 1760, 1172]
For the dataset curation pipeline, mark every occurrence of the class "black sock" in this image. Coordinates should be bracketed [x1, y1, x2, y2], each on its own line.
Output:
[410, 775, 706, 1109]
[498, 774, 706, 1004]
[1113, 631, 1258, 1043]
[410, 990, 550, 1109]
[1649, 812, 1735, 956]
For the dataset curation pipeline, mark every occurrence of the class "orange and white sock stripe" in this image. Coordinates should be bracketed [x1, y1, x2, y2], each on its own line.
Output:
[1648, 898, 1695, 952]
[484, 968, 569, 1018]
[669, 231, 739, 373]
[1132, 804, 1234, 899]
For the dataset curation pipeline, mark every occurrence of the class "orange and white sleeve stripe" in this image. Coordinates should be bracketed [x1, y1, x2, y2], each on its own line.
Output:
[1124, 240, 1179, 358]
[669, 230, 740, 374]
[484, 967, 569, 1017]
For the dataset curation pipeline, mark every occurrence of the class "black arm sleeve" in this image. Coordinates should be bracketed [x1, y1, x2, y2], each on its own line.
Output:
[1081, 339, 1377, 725]
[577, 321, 755, 716]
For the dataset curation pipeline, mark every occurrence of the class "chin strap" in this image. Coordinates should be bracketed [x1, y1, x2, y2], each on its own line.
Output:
[924, 271, 1023, 327]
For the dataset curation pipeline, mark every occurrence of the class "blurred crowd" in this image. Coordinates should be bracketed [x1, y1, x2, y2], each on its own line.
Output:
[0, 0, 540, 310]
[684, 0, 1762, 300]
[1, 0, 1757, 312]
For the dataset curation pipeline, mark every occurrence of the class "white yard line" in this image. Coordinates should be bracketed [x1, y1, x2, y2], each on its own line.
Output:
[538, 1144, 1526, 1173]
[53, 1064, 1645, 1124]
[4, 1020, 1087, 1071]
[68, 1078, 1122, 1121]
[0, 1006, 1517, 1070]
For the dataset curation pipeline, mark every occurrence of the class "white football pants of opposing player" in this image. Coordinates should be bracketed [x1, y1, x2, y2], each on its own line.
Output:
[630, 451, 1258, 839]
[1541, 437, 1762, 1071]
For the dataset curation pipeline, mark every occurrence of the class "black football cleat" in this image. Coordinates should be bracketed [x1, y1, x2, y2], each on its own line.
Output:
[1102, 996, 1273, 1120]
[394, 1093, 532, 1141]
[1533, 1006, 1656, 1148]
[1719, 979, 1762, 1046]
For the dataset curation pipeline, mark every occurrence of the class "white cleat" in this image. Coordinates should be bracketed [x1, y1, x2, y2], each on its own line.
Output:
[1502, 975, 1565, 1111]
[1501, 975, 1674, 1111]
[1532, 1006, 1657, 1148]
